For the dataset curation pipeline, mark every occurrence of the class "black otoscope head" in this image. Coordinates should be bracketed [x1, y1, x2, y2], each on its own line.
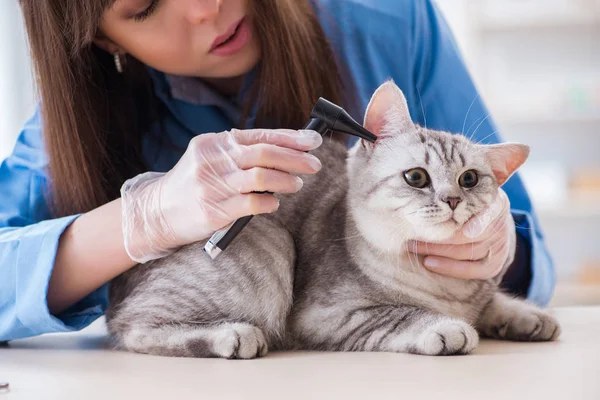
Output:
[310, 98, 377, 143]
[203, 97, 377, 260]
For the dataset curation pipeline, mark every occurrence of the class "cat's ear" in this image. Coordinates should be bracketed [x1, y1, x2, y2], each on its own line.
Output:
[363, 80, 412, 147]
[484, 143, 530, 186]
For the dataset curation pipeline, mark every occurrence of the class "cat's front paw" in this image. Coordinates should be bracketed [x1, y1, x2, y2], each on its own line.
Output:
[488, 308, 561, 342]
[212, 323, 268, 359]
[412, 319, 479, 356]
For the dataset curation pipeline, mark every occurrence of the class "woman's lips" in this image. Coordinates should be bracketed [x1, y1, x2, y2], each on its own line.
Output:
[209, 18, 251, 57]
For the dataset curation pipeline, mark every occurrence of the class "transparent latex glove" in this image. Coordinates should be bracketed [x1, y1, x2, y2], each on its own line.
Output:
[121, 129, 323, 263]
[408, 189, 516, 280]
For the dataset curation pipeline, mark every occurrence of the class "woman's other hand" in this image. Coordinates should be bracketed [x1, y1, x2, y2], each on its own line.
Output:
[408, 190, 516, 280]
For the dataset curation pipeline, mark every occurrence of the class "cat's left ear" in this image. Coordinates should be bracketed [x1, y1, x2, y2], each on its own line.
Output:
[363, 80, 413, 149]
[484, 143, 530, 186]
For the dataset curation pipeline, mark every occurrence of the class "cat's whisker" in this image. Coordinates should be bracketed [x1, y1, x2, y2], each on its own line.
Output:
[467, 112, 493, 142]
[468, 112, 494, 146]
[326, 130, 335, 145]
[326, 234, 364, 242]
[403, 242, 412, 271]
[462, 94, 480, 136]
[409, 246, 421, 274]
[403, 242, 416, 273]
[515, 225, 539, 234]
[456, 112, 492, 155]
[402, 210, 420, 217]
[464, 113, 486, 140]
[485, 218, 506, 240]
[474, 129, 501, 147]
[404, 238, 423, 274]
[416, 85, 427, 128]
[390, 224, 410, 242]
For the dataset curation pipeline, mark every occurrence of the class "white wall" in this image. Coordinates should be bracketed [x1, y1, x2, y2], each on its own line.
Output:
[0, 1, 36, 161]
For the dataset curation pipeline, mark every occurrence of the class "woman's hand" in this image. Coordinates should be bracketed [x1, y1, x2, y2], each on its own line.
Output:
[408, 190, 516, 280]
[120, 129, 323, 263]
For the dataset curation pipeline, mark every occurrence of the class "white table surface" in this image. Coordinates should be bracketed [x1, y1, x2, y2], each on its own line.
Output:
[1, 307, 599, 400]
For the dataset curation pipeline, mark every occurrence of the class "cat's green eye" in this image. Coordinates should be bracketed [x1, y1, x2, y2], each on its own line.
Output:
[459, 170, 479, 188]
[403, 168, 431, 189]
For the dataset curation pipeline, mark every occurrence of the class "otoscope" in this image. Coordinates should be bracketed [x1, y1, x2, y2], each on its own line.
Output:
[203, 98, 377, 260]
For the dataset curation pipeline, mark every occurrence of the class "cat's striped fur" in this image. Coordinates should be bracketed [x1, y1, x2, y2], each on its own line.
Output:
[106, 82, 560, 358]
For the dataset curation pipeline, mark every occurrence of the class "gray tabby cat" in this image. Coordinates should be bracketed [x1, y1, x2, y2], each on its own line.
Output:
[107, 81, 560, 358]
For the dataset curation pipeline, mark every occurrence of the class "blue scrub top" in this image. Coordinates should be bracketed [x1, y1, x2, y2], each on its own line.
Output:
[0, 0, 555, 341]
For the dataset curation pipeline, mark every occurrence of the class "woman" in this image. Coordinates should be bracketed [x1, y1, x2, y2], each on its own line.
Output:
[0, 0, 554, 341]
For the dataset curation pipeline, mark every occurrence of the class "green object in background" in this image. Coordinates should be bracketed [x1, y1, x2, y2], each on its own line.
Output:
[566, 85, 590, 112]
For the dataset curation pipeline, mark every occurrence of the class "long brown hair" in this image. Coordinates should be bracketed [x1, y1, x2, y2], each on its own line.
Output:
[19, 0, 347, 217]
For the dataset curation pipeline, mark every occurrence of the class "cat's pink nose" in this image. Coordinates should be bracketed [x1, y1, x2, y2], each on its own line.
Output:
[443, 197, 462, 211]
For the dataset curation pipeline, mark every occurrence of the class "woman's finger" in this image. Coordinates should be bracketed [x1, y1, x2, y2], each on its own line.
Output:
[407, 240, 489, 261]
[234, 144, 322, 174]
[231, 129, 323, 151]
[198, 193, 280, 233]
[225, 168, 304, 194]
[422, 255, 503, 280]
[218, 193, 281, 219]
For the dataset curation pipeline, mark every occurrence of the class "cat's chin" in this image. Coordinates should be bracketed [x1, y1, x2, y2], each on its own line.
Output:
[413, 219, 463, 242]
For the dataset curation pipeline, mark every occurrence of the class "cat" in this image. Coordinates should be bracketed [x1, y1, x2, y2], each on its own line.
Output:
[106, 81, 560, 358]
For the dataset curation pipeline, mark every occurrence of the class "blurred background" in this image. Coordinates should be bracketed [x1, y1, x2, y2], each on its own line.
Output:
[1, 0, 599, 306]
[0, 1, 36, 161]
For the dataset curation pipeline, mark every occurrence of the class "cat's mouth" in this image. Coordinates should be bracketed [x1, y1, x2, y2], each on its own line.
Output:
[434, 210, 459, 224]
[440, 213, 470, 230]
[431, 212, 465, 230]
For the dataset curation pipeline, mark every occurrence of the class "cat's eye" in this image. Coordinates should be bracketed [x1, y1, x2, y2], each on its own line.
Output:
[403, 168, 431, 188]
[459, 170, 479, 188]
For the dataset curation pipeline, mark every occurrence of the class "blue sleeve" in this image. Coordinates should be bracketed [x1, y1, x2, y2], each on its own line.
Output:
[0, 107, 108, 341]
[408, 0, 555, 306]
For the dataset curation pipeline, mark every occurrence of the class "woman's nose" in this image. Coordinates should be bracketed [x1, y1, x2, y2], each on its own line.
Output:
[183, 0, 222, 25]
